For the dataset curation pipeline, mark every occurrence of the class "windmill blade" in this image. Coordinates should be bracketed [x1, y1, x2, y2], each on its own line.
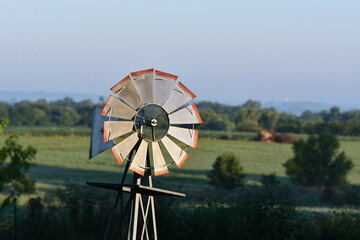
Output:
[162, 81, 196, 113]
[89, 107, 115, 159]
[129, 140, 148, 176]
[154, 70, 178, 106]
[101, 95, 137, 120]
[161, 136, 189, 168]
[167, 126, 199, 149]
[110, 75, 144, 110]
[111, 132, 139, 164]
[152, 142, 169, 176]
[131, 68, 155, 104]
[103, 121, 134, 142]
[169, 104, 203, 125]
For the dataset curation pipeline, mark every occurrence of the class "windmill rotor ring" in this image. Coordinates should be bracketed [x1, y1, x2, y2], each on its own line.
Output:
[91, 68, 203, 176]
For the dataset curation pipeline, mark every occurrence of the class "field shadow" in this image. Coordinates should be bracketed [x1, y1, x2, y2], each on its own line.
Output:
[31, 163, 358, 208]
[29, 163, 211, 194]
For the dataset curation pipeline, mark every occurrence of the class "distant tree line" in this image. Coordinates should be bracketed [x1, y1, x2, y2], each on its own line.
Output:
[198, 100, 360, 136]
[0, 97, 102, 127]
[2, 98, 360, 135]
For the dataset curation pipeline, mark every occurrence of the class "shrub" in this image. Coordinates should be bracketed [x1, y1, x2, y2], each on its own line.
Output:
[260, 173, 280, 187]
[207, 153, 244, 190]
[283, 132, 353, 192]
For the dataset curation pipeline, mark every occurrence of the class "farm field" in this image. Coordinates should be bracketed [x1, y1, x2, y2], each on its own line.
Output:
[1, 134, 360, 205]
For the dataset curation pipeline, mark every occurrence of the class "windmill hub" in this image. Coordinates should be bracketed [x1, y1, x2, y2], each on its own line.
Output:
[151, 119, 158, 127]
[134, 103, 170, 142]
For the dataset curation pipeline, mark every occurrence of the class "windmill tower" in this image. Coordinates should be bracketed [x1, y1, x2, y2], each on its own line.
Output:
[88, 69, 202, 239]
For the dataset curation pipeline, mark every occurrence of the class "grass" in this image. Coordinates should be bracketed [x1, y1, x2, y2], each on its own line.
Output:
[1, 133, 360, 205]
[0, 136, 360, 188]
[5, 126, 91, 136]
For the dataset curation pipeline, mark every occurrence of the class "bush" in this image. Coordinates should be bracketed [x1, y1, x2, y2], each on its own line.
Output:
[260, 173, 280, 187]
[207, 153, 244, 190]
[283, 132, 353, 192]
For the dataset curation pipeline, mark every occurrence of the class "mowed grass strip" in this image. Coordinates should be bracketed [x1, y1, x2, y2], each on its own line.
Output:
[1, 135, 360, 193]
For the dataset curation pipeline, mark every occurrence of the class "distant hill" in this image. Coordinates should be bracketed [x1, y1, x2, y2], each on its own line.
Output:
[263, 101, 332, 115]
[263, 101, 360, 115]
[0, 90, 104, 104]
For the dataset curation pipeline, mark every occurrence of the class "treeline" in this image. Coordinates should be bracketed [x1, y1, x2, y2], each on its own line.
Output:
[0, 97, 102, 127]
[198, 100, 360, 136]
[1, 98, 360, 136]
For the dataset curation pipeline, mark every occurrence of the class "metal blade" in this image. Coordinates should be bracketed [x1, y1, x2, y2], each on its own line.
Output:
[129, 140, 148, 176]
[101, 95, 137, 120]
[161, 136, 189, 168]
[154, 70, 178, 106]
[110, 75, 144, 110]
[131, 68, 155, 104]
[167, 126, 199, 149]
[169, 104, 203, 125]
[152, 142, 169, 176]
[103, 121, 134, 142]
[162, 82, 196, 113]
[89, 107, 115, 159]
[111, 132, 139, 164]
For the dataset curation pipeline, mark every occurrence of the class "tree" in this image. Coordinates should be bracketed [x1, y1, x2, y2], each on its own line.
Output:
[208, 153, 244, 190]
[0, 118, 9, 134]
[275, 114, 302, 133]
[258, 109, 279, 130]
[283, 132, 353, 191]
[50, 106, 80, 126]
[242, 99, 261, 109]
[235, 108, 261, 132]
[0, 134, 36, 206]
[199, 110, 235, 131]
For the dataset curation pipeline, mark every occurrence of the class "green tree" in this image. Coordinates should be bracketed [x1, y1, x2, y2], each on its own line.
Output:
[275, 114, 302, 133]
[0, 118, 9, 134]
[283, 132, 353, 191]
[242, 99, 261, 109]
[208, 153, 244, 190]
[235, 107, 261, 132]
[0, 102, 9, 120]
[199, 110, 234, 131]
[258, 109, 279, 130]
[50, 106, 80, 126]
[0, 135, 36, 206]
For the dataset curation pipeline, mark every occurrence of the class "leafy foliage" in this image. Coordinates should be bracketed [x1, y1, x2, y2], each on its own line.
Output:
[283, 132, 353, 190]
[199, 110, 234, 131]
[207, 153, 244, 189]
[0, 135, 36, 205]
[3, 98, 360, 135]
[0, 118, 9, 134]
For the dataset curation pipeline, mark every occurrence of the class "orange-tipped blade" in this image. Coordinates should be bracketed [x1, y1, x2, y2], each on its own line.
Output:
[152, 141, 169, 176]
[103, 121, 134, 142]
[154, 70, 178, 106]
[167, 126, 199, 149]
[162, 81, 196, 113]
[130, 68, 155, 104]
[129, 140, 148, 176]
[110, 75, 144, 110]
[101, 95, 136, 120]
[161, 136, 189, 168]
[111, 132, 139, 164]
[169, 104, 203, 125]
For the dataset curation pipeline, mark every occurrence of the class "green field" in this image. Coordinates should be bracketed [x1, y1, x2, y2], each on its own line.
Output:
[2, 134, 360, 205]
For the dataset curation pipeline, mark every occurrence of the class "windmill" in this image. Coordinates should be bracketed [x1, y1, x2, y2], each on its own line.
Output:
[88, 69, 202, 239]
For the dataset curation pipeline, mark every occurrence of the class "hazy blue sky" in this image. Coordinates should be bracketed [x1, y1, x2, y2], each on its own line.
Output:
[1, 1, 359, 105]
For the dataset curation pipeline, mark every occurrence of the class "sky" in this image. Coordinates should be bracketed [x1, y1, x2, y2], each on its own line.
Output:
[1, 1, 360, 106]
